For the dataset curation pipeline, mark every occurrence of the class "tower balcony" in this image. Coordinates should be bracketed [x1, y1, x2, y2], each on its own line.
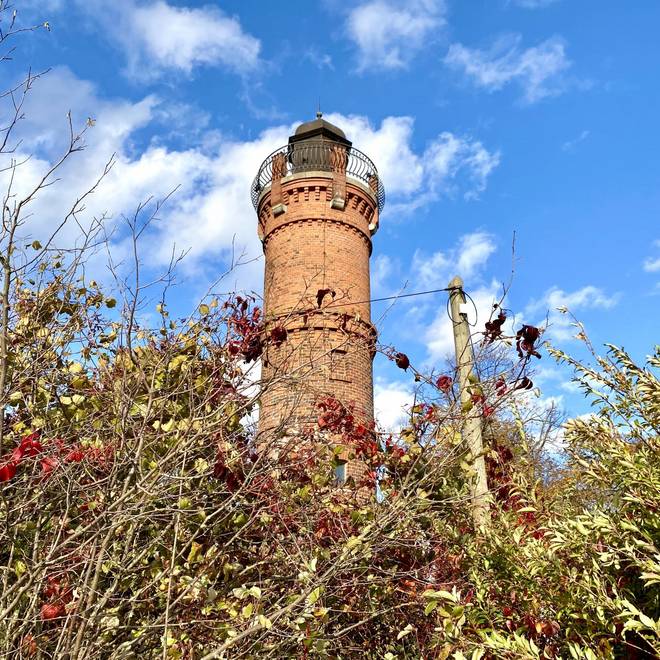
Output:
[251, 140, 386, 214]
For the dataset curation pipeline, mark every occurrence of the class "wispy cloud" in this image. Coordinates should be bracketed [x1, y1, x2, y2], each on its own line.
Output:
[407, 232, 500, 360]
[323, 114, 500, 208]
[643, 240, 660, 273]
[412, 232, 496, 290]
[371, 254, 397, 296]
[8, 68, 498, 294]
[424, 133, 501, 200]
[304, 49, 334, 70]
[346, 0, 447, 72]
[444, 34, 571, 104]
[32, 0, 262, 79]
[525, 285, 619, 342]
[510, 0, 561, 8]
[562, 129, 590, 152]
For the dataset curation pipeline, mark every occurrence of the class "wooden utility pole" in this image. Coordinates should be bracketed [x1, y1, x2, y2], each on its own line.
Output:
[448, 276, 489, 529]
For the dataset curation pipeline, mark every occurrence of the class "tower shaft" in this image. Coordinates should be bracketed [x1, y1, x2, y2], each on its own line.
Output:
[252, 118, 384, 439]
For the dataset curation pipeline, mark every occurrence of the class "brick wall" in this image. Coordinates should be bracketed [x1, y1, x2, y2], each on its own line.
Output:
[257, 174, 378, 441]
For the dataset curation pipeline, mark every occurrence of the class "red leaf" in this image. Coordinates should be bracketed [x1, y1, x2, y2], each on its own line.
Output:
[20, 432, 43, 456]
[436, 375, 453, 393]
[516, 325, 542, 359]
[513, 377, 534, 391]
[316, 288, 335, 308]
[395, 353, 410, 371]
[484, 310, 507, 344]
[40, 456, 59, 477]
[65, 448, 85, 463]
[40, 602, 65, 620]
[0, 461, 17, 482]
[270, 326, 288, 346]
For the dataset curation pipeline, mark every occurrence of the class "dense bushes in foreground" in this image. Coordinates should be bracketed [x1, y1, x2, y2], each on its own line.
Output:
[1, 4, 659, 656]
[0, 259, 658, 658]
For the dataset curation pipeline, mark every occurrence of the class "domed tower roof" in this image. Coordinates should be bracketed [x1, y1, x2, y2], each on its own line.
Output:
[288, 112, 352, 147]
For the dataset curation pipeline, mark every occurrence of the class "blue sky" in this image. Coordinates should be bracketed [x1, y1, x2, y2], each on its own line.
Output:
[6, 0, 660, 429]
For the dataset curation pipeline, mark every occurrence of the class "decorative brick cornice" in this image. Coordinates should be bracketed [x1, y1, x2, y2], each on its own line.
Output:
[257, 174, 378, 245]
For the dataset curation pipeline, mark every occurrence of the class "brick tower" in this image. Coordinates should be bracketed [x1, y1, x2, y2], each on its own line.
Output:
[252, 114, 385, 443]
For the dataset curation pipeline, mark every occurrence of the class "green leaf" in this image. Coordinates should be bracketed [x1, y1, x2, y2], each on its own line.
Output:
[397, 623, 414, 640]
[424, 601, 438, 616]
[308, 586, 323, 604]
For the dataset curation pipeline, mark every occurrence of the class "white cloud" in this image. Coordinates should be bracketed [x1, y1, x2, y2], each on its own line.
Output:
[643, 241, 660, 273]
[525, 285, 619, 342]
[412, 232, 495, 290]
[374, 379, 415, 432]
[424, 133, 501, 200]
[444, 34, 571, 104]
[456, 232, 497, 277]
[644, 257, 660, 273]
[346, 0, 446, 72]
[129, 1, 260, 75]
[1, 67, 283, 292]
[405, 232, 500, 360]
[325, 114, 424, 197]
[4, 69, 499, 297]
[371, 254, 396, 296]
[323, 113, 500, 206]
[31, 0, 261, 78]
[413, 250, 452, 290]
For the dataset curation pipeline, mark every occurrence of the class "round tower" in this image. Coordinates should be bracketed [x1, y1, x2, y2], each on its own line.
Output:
[252, 114, 385, 439]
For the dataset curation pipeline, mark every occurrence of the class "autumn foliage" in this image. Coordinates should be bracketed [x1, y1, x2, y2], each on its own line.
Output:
[1, 5, 659, 658]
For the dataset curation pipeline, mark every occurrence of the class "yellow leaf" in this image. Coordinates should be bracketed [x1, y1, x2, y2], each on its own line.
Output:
[257, 615, 272, 629]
